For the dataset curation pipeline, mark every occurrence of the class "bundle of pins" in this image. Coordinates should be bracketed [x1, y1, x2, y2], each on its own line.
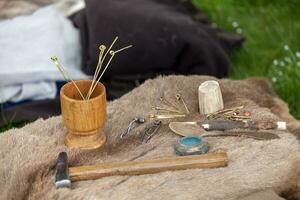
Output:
[206, 106, 251, 121]
[150, 94, 190, 119]
[50, 36, 132, 100]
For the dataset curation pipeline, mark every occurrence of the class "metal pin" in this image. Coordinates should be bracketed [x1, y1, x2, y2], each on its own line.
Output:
[120, 116, 145, 139]
[206, 106, 244, 120]
[152, 106, 182, 114]
[209, 106, 244, 116]
[225, 115, 251, 121]
[159, 96, 181, 111]
[175, 94, 190, 114]
[149, 114, 186, 119]
[141, 120, 161, 143]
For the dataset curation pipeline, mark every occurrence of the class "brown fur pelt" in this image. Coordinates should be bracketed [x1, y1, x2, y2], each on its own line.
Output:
[0, 75, 299, 200]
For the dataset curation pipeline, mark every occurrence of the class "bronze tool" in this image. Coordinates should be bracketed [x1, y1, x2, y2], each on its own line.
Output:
[200, 120, 286, 131]
[141, 120, 161, 143]
[169, 121, 280, 140]
[51, 56, 85, 100]
[176, 94, 190, 114]
[203, 131, 280, 140]
[206, 106, 244, 120]
[86, 44, 107, 99]
[169, 120, 286, 131]
[149, 114, 186, 119]
[120, 116, 145, 139]
[152, 106, 182, 114]
[224, 115, 251, 121]
[55, 151, 228, 188]
[160, 96, 181, 111]
[87, 45, 133, 99]
[169, 122, 207, 136]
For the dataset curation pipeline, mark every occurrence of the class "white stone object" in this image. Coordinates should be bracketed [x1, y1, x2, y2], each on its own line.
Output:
[277, 121, 287, 130]
[198, 80, 224, 114]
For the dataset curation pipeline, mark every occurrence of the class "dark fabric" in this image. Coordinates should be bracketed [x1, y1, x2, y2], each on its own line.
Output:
[1, 82, 67, 127]
[72, 0, 244, 99]
[1, 0, 245, 127]
[0, 98, 61, 127]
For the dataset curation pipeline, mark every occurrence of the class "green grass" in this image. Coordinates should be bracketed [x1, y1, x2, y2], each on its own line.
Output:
[0, 105, 27, 132]
[0, 121, 26, 132]
[193, 0, 300, 119]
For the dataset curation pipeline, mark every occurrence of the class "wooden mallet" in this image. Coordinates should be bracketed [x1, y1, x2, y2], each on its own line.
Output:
[55, 151, 228, 188]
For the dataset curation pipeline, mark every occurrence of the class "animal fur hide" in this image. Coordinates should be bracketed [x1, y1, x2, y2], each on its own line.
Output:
[0, 75, 299, 200]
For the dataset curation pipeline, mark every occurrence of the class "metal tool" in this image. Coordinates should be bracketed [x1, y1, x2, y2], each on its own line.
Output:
[55, 152, 71, 188]
[206, 106, 244, 120]
[152, 106, 182, 114]
[160, 96, 181, 111]
[172, 120, 285, 131]
[149, 114, 186, 119]
[55, 151, 228, 189]
[202, 131, 280, 140]
[201, 120, 286, 131]
[201, 120, 256, 130]
[120, 116, 145, 138]
[141, 120, 161, 143]
[175, 94, 190, 114]
[169, 121, 281, 140]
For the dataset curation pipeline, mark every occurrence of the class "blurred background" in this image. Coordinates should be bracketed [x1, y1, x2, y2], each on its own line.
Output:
[0, 0, 299, 132]
[196, 0, 300, 119]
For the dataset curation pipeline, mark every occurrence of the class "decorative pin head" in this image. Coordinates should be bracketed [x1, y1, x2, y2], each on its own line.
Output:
[110, 50, 115, 55]
[149, 114, 155, 118]
[51, 56, 58, 62]
[99, 45, 106, 51]
[135, 116, 145, 123]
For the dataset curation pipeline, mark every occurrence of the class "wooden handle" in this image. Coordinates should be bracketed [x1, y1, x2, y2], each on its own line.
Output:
[69, 152, 228, 182]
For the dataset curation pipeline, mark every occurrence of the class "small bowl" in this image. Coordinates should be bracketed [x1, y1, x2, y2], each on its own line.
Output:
[175, 135, 209, 156]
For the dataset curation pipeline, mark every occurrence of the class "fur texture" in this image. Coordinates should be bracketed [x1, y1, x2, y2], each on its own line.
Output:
[0, 75, 299, 200]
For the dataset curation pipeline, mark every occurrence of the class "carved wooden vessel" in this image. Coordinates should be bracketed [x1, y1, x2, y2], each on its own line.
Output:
[60, 80, 106, 149]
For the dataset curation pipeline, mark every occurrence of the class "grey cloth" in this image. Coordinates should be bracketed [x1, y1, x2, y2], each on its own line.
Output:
[0, 5, 88, 103]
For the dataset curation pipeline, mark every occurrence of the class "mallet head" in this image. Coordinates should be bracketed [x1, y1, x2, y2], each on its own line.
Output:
[55, 152, 71, 189]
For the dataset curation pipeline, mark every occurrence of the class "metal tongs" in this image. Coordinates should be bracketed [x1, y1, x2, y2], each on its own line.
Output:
[141, 120, 162, 143]
[120, 116, 145, 139]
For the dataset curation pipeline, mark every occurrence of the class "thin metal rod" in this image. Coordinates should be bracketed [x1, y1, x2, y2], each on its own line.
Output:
[86, 45, 106, 99]
[149, 114, 186, 119]
[51, 56, 85, 100]
[87, 37, 118, 99]
[114, 45, 133, 54]
[87, 52, 116, 99]
[176, 94, 190, 114]
[152, 106, 182, 114]
[160, 96, 181, 112]
[87, 45, 133, 99]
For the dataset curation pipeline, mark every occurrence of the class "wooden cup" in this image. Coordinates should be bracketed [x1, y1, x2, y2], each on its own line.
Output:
[60, 80, 107, 149]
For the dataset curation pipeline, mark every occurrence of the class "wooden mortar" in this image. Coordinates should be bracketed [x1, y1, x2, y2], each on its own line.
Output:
[60, 80, 106, 149]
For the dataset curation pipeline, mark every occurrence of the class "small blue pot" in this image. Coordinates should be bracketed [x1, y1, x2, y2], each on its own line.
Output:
[175, 135, 209, 156]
